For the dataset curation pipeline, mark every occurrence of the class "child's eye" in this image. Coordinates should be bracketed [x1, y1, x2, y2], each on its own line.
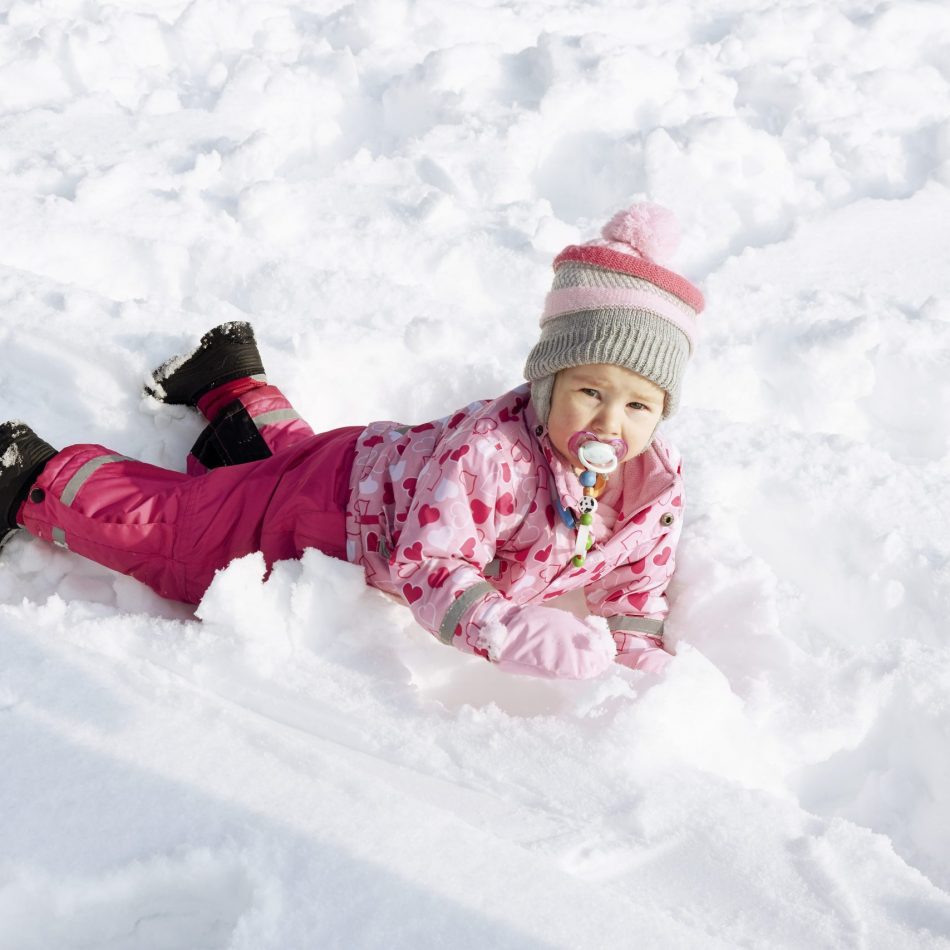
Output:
[628, 401, 647, 411]
[581, 388, 600, 399]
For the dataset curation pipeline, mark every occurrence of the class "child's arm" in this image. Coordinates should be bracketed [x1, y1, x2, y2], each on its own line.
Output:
[391, 440, 612, 679]
[584, 516, 683, 671]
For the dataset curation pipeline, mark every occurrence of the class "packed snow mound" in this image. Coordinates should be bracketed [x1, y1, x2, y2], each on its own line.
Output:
[2, 0, 950, 947]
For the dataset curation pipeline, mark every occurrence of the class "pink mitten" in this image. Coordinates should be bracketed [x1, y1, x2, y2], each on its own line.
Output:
[614, 634, 671, 673]
[476, 604, 615, 680]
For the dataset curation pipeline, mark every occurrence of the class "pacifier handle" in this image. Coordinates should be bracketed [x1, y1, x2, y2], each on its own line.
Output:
[577, 442, 619, 474]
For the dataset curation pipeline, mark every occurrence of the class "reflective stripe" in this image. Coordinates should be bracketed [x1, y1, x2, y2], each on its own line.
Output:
[250, 373, 268, 383]
[252, 409, 301, 429]
[437, 581, 496, 645]
[51, 526, 68, 549]
[484, 558, 501, 578]
[607, 615, 664, 638]
[60, 454, 128, 507]
[377, 536, 391, 559]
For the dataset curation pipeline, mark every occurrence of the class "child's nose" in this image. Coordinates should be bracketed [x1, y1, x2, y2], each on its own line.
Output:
[594, 402, 624, 438]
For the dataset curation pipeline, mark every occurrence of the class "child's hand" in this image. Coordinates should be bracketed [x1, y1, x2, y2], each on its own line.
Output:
[476, 604, 615, 680]
[614, 634, 671, 674]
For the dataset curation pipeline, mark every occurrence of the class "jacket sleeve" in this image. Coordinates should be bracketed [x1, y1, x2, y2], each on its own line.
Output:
[583, 506, 683, 649]
[390, 437, 510, 657]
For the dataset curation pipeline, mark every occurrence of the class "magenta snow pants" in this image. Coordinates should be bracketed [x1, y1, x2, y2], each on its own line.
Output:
[17, 386, 361, 604]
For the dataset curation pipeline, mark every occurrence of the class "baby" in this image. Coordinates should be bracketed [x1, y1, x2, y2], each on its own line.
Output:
[0, 202, 703, 680]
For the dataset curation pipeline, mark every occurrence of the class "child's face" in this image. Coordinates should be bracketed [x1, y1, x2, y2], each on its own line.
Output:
[547, 364, 665, 470]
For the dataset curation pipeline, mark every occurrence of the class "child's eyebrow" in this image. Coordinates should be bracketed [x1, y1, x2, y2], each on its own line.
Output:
[627, 387, 662, 403]
[572, 372, 610, 388]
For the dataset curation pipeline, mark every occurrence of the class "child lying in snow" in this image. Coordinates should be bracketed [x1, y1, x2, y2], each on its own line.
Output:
[0, 203, 703, 680]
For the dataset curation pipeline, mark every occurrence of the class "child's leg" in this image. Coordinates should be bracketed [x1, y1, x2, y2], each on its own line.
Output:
[17, 426, 360, 604]
[19, 445, 262, 603]
[142, 321, 317, 475]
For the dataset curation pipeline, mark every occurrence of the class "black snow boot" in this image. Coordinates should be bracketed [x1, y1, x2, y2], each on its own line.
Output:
[145, 321, 266, 407]
[0, 421, 58, 532]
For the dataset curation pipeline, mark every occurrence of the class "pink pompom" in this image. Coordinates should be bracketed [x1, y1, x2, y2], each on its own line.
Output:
[600, 202, 681, 263]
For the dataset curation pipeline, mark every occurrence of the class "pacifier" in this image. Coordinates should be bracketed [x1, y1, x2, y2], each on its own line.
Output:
[567, 431, 627, 474]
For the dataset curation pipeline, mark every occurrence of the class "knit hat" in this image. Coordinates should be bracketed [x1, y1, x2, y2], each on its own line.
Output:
[524, 202, 705, 422]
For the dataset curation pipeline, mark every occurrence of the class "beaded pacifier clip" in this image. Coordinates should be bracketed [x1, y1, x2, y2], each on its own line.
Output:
[568, 432, 626, 567]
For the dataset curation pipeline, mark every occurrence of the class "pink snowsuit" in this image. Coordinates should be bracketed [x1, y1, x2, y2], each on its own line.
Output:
[18, 382, 683, 666]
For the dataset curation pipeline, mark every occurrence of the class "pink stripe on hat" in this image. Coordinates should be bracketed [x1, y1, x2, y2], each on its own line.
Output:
[554, 245, 705, 313]
[542, 287, 698, 348]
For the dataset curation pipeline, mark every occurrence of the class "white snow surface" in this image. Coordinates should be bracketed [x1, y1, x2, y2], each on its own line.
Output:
[2, 0, 950, 946]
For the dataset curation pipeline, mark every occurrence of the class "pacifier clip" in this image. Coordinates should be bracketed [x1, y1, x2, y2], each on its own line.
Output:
[569, 435, 624, 568]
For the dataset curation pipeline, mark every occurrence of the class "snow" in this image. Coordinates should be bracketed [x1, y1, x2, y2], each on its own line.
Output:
[2, 0, 950, 946]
